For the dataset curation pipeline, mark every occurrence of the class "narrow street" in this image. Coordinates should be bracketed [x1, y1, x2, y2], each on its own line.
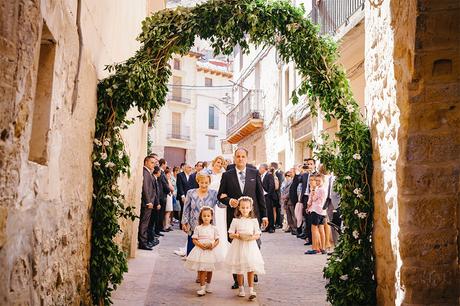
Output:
[113, 223, 328, 306]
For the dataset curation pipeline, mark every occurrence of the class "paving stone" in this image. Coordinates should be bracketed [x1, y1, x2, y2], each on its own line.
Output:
[113, 224, 329, 306]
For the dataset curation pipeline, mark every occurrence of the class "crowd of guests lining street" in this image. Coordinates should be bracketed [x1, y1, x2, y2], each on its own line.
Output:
[139, 152, 342, 255]
[139, 149, 342, 299]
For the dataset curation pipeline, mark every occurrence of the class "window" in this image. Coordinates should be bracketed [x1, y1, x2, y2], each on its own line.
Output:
[284, 67, 290, 105]
[29, 22, 56, 165]
[173, 58, 181, 70]
[208, 106, 219, 130]
[208, 135, 217, 150]
[172, 76, 182, 99]
[171, 112, 181, 137]
[205, 77, 213, 87]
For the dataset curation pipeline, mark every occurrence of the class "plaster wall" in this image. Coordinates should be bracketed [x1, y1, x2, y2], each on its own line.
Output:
[0, 0, 149, 303]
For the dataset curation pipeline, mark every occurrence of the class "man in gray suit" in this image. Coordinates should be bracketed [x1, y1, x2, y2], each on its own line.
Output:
[138, 156, 157, 250]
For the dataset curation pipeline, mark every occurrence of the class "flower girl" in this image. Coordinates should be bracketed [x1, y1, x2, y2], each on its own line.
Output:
[225, 196, 265, 300]
[184, 206, 220, 296]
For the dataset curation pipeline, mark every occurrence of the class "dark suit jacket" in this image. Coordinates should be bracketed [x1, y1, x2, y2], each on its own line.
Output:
[158, 170, 170, 203]
[289, 174, 301, 205]
[189, 172, 199, 189]
[262, 172, 277, 202]
[218, 167, 267, 228]
[176, 172, 197, 199]
[142, 167, 156, 208]
[300, 171, 317, 205]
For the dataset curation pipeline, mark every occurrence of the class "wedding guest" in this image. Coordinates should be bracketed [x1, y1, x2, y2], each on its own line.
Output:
[157, 158, 171, 233]
[281, 169, 296, 234]
[208, 155, 230, 261]
[177, 163, 197, 222]
[151, 166, 163, 238]
[218, 148, 267, 289]
[171, 166, 181, 222]
[318, 165, 333, 251]
[163, 168, 174, 231]
[195, 161, 204, 173]
[184, 207, 220, 296]
[181, 171, 225, 255]
[299, 158, 317, 242]
[259, 164, 276, 233]
[139, 156, 156, 250]
[271, 162, 284, 228]
[225, 196, 265, 301]
[305, 174, 327, 254]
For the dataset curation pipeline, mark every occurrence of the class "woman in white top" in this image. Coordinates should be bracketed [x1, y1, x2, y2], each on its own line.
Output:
[207, 155, 230, 261]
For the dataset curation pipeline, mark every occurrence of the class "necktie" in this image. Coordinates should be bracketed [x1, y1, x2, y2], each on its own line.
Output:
[239, 171, 246, 187]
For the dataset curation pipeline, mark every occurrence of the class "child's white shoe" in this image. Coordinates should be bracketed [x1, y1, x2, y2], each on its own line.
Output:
[197, 285, 206, 296]
[238, 286, 246, 297]
[249, 291, 257, 300]
[205, 283, 213, 293]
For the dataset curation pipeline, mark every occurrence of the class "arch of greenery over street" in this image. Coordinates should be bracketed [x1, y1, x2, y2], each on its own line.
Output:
[90, 0, 375, 305]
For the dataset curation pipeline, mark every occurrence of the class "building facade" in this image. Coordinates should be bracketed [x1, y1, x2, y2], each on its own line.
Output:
[150, 54, 232, 166]
[0, 0, 163, 303]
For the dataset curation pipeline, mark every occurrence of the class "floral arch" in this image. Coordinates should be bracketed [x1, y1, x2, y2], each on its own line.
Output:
[90, 0, 375, 305]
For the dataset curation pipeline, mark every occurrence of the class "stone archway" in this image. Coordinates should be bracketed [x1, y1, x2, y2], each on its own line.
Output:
[91, 0, 375, 304]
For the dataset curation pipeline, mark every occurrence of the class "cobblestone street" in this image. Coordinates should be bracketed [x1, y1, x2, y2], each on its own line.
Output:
[113, 224, 328, 306]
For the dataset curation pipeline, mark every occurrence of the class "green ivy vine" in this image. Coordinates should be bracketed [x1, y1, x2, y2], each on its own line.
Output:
[90, 0, 375, 305]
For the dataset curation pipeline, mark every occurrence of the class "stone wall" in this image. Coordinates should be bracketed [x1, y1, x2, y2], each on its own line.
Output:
[367, 0, 460, 304]
[0, 0, 149, 303]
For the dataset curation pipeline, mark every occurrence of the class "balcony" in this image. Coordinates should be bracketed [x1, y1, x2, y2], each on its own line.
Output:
[166, 93, 191, 104]
[226, 90, 264, 144]
[167, 124, 190, 141]
[310, 0, 365, 36]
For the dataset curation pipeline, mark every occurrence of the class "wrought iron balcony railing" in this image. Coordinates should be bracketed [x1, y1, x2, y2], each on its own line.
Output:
[226, 90, 264, 139]
[167, 124, 190, 141]
[310, 0, 365, 36]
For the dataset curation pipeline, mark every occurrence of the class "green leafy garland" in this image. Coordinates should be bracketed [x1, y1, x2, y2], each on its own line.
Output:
[90, 0, 375, 305]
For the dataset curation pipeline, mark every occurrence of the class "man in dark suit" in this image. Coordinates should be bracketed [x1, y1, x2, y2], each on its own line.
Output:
[139, 156, 156, 250]
[218, 148, 268, 289]
[156, 158, 171, 235]
[299, 158, 317, 242]
[149, 166, 162, 241]
[271, 162, 284, 227]
[259, 163, 276, 233]
[176, 163, 197, 221]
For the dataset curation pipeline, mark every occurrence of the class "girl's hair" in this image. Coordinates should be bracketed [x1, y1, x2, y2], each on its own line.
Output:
[196, 170, 211, 183]
[314, 173, 324, 182]
[234, 196, 256, 218]
[198, 206, 214, 225]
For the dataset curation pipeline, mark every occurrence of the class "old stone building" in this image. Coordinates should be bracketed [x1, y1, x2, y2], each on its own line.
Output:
[0, 0, 164, 304]
[367, 0, 459, 304]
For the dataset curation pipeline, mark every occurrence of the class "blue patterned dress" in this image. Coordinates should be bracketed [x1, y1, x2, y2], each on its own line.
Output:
[181, 189, 225, 255]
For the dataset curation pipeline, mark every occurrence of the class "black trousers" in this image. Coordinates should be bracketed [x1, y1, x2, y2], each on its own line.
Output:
[155, 200, 166, 233]
[264, 196, 275, 230]
[275, 206, 282, 226]
[139, 206, 152, 246]
[178, 198, 185, 224]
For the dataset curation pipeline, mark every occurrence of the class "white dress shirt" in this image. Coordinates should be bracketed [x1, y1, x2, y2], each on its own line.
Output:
[260, 171, 268, 195]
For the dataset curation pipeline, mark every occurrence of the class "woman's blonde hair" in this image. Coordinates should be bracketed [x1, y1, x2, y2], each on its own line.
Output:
[234, 196, 256, 218]
[195, 171, 211, 183]
[211, 155, 225, 167]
